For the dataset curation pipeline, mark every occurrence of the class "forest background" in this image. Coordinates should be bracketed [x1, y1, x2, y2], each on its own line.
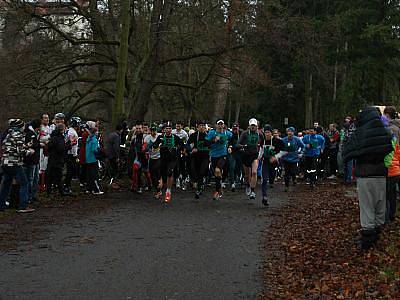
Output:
[0, 0, 399, 130]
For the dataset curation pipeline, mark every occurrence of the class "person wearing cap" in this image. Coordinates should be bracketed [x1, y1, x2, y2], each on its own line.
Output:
[260, 124, 285, 205]
[85, 121, 104, 195]
[144, 124, 161, 199]
[0, 119, 34, 213]
[281, 127, 305, 192]
[206, 119, 233, 200]
[79, 123, 90, 188]
[237, 118, 264, 200]
[152, 121, 184, 203]
[47, 123, 70, 197]
[49, 113, 65, 134]
[188, 120, 211, 199]
[228, 123, 243, 192]
[302, 127, 325, 187]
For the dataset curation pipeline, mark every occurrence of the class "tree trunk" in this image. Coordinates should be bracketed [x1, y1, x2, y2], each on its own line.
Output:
[212, 0, 238, 123]
[333, 45, 338, 103]
[213, 65, 231, 122]
[235, 98, 241, 124]
[305, 72, 313, 128]
[131, 0, 173, 120]
[112, 0, 131, 127]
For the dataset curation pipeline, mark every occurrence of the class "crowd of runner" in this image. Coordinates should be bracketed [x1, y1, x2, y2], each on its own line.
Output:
[0, 112, 355, 210]
[0, 107, 399, 250]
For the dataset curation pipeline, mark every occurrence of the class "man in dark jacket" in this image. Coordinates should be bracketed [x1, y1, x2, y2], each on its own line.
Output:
[342, 106, 392, 250]
[24, 119, 41, 203]
[46, 124, 70, 196]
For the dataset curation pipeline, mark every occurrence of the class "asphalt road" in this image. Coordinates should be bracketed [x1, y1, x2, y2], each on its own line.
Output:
[0, 185, 287, 300]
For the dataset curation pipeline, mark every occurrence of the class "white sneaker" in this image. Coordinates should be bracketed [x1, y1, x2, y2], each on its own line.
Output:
[176, 179, 181, 189]
[245, 186, 251, 196]
[92, 191, 104, 195]
[231, 183, 236, 192]
[249, 191, 256, 200]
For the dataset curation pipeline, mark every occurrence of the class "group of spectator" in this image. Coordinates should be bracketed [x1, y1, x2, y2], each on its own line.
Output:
[0, 113, 103, 213]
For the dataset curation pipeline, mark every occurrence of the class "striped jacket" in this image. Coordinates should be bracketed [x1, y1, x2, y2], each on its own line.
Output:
[1, 129, 26, 167]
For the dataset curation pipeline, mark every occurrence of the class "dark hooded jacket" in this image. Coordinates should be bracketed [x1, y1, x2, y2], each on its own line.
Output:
[342, 106, 392, 177]
[48, 128, 68, 168]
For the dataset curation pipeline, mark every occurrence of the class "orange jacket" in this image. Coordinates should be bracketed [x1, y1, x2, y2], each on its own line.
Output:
[386, 142, 400, 177]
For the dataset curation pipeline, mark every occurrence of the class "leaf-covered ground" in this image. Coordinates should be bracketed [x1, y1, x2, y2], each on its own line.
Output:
[262, 182, 400, 299]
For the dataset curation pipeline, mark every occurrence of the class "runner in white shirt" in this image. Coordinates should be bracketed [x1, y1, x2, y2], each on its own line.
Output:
[172, 121, 189, 189]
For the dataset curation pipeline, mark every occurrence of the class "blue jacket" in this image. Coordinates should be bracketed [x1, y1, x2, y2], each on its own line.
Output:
[281, 136, 304, 163]
[205, 129, 232, 158]
[86, 134, 99, 164]
[302, 134, 325, 157]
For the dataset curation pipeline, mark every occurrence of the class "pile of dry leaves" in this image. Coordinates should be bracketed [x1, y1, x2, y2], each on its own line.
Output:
[262, 183, 400, 299]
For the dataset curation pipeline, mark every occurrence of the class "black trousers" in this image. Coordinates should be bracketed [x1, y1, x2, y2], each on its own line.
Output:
[79, 164, 87, 185]
[86, 163, 100, 193]
[268, 162, 277, 184]
[65, 154, 78, 189]
[107, 158, 119, 181]
[149, 159, 161, 189]
[283, 161, 297, 187]
[46, 166, 63, 195]
[386, 176, 399, 222]
[191, 154, 209, 189]
[328, 148, 338, 176]
[305, 156, 318, 184]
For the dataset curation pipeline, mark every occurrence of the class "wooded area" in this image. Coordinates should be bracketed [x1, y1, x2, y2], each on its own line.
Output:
[0, 0, 399, 129]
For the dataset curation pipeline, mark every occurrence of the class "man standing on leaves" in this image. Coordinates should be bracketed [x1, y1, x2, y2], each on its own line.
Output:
[343, 107, 392, 250]
[206, 119, 232, 200]
[188, 121, 211, 199]
[152, 122, 184, 203]
[238, 118, 265, 200]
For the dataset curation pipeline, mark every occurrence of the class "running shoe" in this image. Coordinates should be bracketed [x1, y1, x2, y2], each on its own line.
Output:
[212, 191, 220, 201]
[231, 183, 236, 192]
[245, 185, 251, 196]
[165, 191, 172, 203]
[16, 208, 35, 213]
[92, 191, 104, 195]
[154, 191, 162, 200]
[262, 196, 269, 206]
[249, 191, 256, 200]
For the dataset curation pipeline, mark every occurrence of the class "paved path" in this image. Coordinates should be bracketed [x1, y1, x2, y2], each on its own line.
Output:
[0, 186, 287, 300]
